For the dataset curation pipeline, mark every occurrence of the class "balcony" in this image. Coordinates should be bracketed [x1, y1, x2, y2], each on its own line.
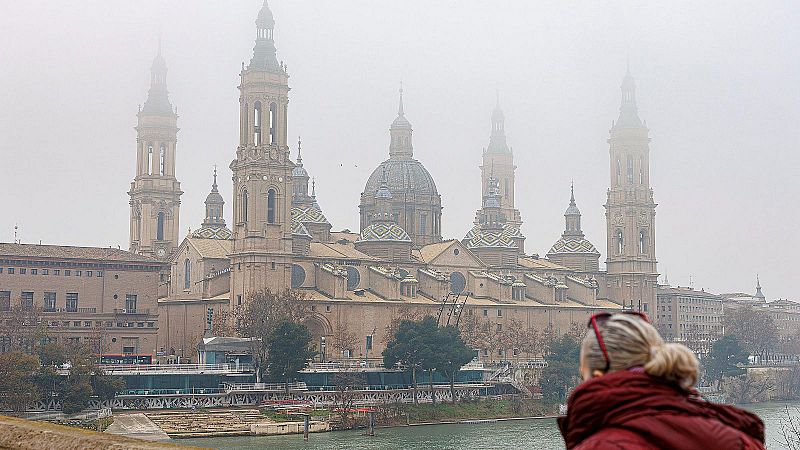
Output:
[114, 308, 150, 315]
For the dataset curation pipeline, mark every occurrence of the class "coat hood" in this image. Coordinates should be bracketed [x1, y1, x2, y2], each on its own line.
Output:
[558, 370, 765, 450]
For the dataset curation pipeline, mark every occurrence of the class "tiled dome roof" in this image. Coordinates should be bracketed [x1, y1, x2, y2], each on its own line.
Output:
[363, 159, 438, 198]
[464, 229, 518, 249]
[292, 205, 330, 225]
[191, 226, 232, 240]
[547, 236, 600, 255]
[358, 222, 411, 243]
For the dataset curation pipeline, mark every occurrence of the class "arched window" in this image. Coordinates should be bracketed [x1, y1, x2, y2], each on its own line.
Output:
[184, 259, 191, 290]
[253, 101, 262, 145]
[639, 157, 644, 185]
[269, 102, 277, 145]
[616, 229, 624, 254]
[267, 189, 276, 223]
[159, 144, 166, 176]
[242, 190, 249, 223]
[627, 155, 635, 183]
[639, 230, 648, 254]
[615, 158, 621, 185]
[147, 145, 154, 175]
[156, 212, 165, 241]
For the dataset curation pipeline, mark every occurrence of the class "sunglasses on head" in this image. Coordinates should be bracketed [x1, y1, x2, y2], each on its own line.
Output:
[587, 311, 650, 373]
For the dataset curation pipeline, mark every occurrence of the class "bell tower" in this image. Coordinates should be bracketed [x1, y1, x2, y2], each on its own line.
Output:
[479, 94, 521, 227]
[129, 42, 182, 260]
[229, 1, 294, 304]
[604, 66, 658, 310]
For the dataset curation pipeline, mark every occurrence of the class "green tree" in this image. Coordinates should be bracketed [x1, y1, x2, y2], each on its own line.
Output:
[432, 325, 475, 403]
[0, 351, 41, 413]
[704, 335, 748, 387]
[540, 334, 581, 404]
[383, 316, 439, 404]
[266, 321, 316, 388]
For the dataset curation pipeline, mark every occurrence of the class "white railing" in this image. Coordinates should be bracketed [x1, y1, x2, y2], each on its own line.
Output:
[98, 363, 254, 375]
[222, 382, 308, 392]
[302, 359, 393, 372]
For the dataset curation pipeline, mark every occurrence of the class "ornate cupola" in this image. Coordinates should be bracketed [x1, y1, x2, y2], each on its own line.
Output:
[192, 168, 232, 240]
[464, 175, 518, 267]
[356, 168, 413, 262]
[289, 137, 332, 244]
[547, 184, 600, 272]
[249, 0, 280, 72]
[360, 85, 443, 248]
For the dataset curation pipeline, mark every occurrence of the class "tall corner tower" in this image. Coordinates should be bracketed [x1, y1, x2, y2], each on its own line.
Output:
[129, 43, 183, 260]
[604, 66, 658, 310]
[229, 1, 295, 304]
[479, 94, 521, 227]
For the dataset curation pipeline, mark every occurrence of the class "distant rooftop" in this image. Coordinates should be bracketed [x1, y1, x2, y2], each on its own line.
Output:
[0, 242, 162, 265]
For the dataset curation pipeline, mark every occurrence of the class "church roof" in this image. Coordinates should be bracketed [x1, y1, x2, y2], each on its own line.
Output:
[464, 223, 523, 241]
[363, 159, 439, 198]
[358, 222, 412, 243]
[547, 236, 600, 256]
[0, 243, 161, 264]
[186, 237, 231, 260]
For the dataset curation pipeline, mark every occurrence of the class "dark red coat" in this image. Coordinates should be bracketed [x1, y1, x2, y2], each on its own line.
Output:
[558, 370, 765, 450]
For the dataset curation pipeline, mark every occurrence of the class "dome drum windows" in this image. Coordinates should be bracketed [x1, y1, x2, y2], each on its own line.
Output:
[639, 229, 649, 254]
[269, 102, 277, 145]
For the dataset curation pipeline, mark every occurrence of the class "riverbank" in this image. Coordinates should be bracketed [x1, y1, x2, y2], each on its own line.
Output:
[377, 399, 551, 428]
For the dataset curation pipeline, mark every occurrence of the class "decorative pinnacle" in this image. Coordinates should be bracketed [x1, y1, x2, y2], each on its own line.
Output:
[311, 177, 316, 197]
[297, 136, 302, 164]
[570, 181, 576, 206]
[398, 81, 404, 116]
[212, 165, 218, 190]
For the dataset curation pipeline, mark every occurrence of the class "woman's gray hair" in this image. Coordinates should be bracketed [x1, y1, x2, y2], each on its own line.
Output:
[581, 313, 699, 389]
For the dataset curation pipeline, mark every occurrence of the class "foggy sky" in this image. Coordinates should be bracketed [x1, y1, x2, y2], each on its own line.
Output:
[1, 1, 798, 300]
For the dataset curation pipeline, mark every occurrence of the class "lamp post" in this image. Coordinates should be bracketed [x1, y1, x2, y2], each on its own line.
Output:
[320, 336, 326, 362]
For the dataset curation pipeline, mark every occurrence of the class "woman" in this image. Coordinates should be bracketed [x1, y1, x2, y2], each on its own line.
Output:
[558, 312, 765, 450]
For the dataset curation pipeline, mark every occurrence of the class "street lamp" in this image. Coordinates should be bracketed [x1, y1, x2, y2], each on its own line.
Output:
[320, 336, 326, 362]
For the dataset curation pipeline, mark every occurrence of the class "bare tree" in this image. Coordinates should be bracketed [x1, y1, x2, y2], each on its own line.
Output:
[331, 372, 366, 429]
[383, 305, 424, 345]
[330, 320, 358, 360]
[234, 289, 311, 379]
[0, 304, 48, 355]
[780, 405, 800, 450]
[722, 372, 775, 404]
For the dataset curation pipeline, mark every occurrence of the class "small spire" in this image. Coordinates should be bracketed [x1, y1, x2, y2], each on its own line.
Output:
[297, 136, 302, 164]
[311, 177, 316, 197]
[570, 181, 576, 206]
[212, 165, 218, 191]
[398, 81, 405, 116]
[663, 271, 670, 286]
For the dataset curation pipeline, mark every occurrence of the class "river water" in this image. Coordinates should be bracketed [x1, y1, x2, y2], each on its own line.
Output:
[179, 402, 799, 449]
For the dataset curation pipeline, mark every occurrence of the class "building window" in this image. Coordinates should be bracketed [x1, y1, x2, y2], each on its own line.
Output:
[483, 309, 488, 317]
[157, 212, 165, 241]
[42, 269, 48, 275]
[615, 229, 624, 254]
[147, 145, 153, 175]
[66, 293, 78, 312]
[420, 215, 427, 234]
[125, 295, 137, 313]
[497, 323, 503, 332]
[269, 102, 277, 145]
[253, 101, 262, 145]
[44, 292, 56, 312]
[242, 189, 249, 222]
[97, 271, 102, 277]
[75, 270, 82, 277]
[616, 158, 621, 185]
[0, 291, 10, 311]
[87, 271, 93, 277]
[7, 268, 13, 274]
[184, 259, 191, 290]
[159, 144, 166, 176]
[639, 156, 644, 184]
[267, 189, 276, 223]
[21, 291, 33, 310]
[627, 155, 635, 183]
[497, 309, 503, 317]
[54, 269, 60, 276]
[237, 294, 242, 306]
[19, 268, 26, 275]
[30, 269, 37, 275]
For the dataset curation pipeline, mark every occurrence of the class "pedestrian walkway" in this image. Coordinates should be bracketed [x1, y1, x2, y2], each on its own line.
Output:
[105, 413, 170, 441]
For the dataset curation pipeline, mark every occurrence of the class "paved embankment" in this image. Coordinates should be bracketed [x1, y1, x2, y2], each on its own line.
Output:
[105, 413, 171, 442]
[0, 414, 194, 450]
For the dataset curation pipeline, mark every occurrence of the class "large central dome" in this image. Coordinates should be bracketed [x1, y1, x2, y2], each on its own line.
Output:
[363, 159, 438, 197]
[359, 87, 443, 248]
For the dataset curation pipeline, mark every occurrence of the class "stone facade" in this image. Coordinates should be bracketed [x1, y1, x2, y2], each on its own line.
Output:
[0, 243, 163, 355]
[656, 285, 724, 355]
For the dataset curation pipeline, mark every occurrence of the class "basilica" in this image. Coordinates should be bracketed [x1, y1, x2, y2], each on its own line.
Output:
[136, 2, 659, 361]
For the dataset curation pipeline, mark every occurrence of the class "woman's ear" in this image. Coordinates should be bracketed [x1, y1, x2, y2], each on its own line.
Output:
[592, 369, 605, 379]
